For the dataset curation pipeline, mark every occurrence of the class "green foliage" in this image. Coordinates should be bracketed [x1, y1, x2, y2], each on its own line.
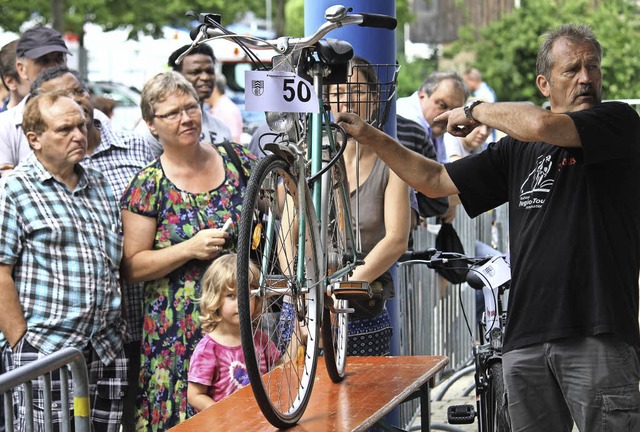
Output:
[396, 51, 438, 98]
[0, 0, 265, 37]
[444, 0, 640, 104]
[285, 0, 304, 37]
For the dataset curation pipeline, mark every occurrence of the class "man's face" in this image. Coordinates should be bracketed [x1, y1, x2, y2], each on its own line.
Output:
[179, 54, 215, 102]
[418, 79, 466, 138]
[537, 38, 602, 113]
[17, 52, 67, 84]
[28, 97, 88, 170]
[38, 73, 94, 128]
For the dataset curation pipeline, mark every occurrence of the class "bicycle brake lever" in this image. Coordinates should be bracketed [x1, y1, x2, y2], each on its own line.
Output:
[175, 29, 208, 65]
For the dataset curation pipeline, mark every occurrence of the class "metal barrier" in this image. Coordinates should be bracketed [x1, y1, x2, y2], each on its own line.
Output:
[397, 203, 509, 427]
[0, 347, 91, 432]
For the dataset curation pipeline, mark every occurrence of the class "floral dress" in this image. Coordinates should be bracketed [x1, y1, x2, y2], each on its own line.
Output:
[120, 142, 255, 431]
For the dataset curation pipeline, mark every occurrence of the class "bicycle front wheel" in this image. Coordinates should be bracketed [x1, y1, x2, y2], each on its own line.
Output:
[488, 361, 511, 432]
[237, 155, 322, 428]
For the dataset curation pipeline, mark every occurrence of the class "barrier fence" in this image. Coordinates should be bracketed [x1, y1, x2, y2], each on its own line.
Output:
[0, 347, 91, 432]
[397, 203, 509, 427]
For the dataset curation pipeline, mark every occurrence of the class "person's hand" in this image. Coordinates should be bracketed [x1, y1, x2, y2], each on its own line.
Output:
[434, 107, 478, 137]
[334, 111, 383, 145]
[189, 228, 229, 260]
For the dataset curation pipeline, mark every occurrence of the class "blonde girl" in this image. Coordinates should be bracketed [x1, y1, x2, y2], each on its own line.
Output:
[186, 254, 280, 411]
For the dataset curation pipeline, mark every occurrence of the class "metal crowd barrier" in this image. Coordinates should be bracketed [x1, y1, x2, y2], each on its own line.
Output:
[0, 347, 91, 432]
[396, 203, 509, 427]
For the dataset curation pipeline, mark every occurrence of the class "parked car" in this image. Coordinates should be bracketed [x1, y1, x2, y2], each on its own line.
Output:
[86, 81, 142, 130]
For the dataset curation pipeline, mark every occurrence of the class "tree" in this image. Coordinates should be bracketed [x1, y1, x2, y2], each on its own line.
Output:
[444, 0, 640, 104]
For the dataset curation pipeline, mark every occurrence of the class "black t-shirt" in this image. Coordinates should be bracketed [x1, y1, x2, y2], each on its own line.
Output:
[446, 102, 640, 352]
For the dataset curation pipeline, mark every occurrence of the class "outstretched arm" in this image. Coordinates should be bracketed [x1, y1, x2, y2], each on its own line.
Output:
[436, 102, 581, 148]
[335, 112, 459, 198]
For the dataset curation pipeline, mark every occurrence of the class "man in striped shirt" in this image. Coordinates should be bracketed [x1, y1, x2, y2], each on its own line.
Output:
[0, 92, 127, 431]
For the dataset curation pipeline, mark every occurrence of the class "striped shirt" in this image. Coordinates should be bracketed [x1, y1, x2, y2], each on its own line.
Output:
[0, 154, 125, 364]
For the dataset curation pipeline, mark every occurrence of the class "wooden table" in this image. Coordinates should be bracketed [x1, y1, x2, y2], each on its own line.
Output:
[170, 355, 449, 432]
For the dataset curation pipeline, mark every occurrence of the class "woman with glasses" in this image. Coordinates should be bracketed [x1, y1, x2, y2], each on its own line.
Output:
[119, 71, 256, 430]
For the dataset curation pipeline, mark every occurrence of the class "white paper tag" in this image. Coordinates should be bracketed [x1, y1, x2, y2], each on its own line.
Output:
[244, 70, 319, 113]
[476, 256, 511, 288]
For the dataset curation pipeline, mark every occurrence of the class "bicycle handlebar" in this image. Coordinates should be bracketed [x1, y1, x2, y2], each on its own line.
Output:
[358, 13, 398, 30]
[176, 5, 397, 65]
[398, 248, 490, 268]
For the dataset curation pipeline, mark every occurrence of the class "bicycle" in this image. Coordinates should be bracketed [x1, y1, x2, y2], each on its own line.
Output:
[179, 5, 398, 428]
[398, 248, 512, 432]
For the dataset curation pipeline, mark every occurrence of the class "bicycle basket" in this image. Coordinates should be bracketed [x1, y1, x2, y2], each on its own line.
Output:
[325, 59, 401, 130]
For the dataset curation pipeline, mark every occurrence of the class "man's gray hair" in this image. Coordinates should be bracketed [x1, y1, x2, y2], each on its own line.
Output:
[419, 71, 467, 98]
[140, 71, 199, 122]
[536, 24, 602, 80]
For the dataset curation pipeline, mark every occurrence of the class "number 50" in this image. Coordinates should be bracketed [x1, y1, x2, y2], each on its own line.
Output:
[283, 78, 312, 103]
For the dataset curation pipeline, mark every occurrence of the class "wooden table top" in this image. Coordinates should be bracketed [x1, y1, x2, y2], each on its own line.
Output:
[170, 355, 449, 432]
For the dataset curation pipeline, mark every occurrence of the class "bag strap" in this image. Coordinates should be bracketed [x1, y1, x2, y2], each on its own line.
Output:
[220, 140, 248, 186]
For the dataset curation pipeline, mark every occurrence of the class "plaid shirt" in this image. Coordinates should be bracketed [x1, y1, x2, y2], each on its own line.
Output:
[0, 154, 125, 365]
[82, 118, 154, 199]
[81, 119, 154, 343]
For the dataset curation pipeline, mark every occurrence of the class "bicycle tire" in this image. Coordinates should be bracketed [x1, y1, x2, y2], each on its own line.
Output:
[237, 155, 322, 428]
[319, 137, 351, 383]
[488, 361, 511, 432]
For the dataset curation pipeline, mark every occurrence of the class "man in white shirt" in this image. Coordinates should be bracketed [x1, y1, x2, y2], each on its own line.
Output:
[396, 71, 466, 163]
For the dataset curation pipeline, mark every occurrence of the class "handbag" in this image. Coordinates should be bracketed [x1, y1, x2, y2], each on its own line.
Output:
[434, 223, 469, 284]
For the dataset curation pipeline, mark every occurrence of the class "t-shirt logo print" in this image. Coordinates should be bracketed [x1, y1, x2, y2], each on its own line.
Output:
[519, 154, 554, 209]
[229, 360, 250, 388]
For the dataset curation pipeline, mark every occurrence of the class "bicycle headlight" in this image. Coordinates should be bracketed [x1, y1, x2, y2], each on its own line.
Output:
[266, 111, 295, 133]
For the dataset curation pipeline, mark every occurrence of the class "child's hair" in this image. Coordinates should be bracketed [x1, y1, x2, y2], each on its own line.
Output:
[198, 253, 262, 333]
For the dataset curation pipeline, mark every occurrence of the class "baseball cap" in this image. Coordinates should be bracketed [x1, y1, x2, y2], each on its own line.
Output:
[16, 27, 70, 59]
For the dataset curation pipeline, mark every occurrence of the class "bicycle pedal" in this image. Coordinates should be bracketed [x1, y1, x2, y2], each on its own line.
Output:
[264, 275, 288, 287]
[447, 404, 475, 424]
[330, 280, 372, 299]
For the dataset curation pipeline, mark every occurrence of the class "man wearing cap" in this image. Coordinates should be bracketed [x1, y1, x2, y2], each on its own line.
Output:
[0, 27, 69, 172]
[15, 26, 69, 85]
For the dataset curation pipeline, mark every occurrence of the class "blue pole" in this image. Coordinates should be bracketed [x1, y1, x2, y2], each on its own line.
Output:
[304, 0, 397, 140]
[305, 1, 403, 428]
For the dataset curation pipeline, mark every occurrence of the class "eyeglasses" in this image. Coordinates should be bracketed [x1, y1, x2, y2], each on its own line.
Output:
[154, 104, 201, 122]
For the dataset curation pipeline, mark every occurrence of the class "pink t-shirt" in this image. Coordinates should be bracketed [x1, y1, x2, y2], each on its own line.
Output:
[188, 331, 280, 403]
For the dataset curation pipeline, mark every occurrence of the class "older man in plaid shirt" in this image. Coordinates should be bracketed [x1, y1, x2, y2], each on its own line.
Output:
[0, 92, 127, 431]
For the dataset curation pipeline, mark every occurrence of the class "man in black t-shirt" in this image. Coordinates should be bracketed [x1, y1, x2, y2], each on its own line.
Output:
[336, 24, 640, 431]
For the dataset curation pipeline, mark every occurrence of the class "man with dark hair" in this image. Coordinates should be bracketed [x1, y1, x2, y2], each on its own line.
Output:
[0, 27, 69, 172]
[337, 24, 640, 430]
[0, 40, 29, 112]
[135, 43, 231, 156]
[0, 92, 127, 431]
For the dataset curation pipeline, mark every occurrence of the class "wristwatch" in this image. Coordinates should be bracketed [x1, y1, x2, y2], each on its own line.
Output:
[463, 100, 484, 121]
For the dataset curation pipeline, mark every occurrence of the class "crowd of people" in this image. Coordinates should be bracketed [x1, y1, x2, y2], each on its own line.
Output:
[0, 20, 638, 432]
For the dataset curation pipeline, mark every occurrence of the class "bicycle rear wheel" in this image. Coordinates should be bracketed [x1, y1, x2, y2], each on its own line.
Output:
[237, 155, 322, 428]
[319, 146, 351, 383]
[488, 361, 511, 432]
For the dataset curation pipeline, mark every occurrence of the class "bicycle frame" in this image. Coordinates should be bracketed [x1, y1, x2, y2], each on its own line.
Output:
[182, 6, 397, 427]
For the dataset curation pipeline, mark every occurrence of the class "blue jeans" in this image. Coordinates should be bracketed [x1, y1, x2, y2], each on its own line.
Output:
[503, 335, 640, 431]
